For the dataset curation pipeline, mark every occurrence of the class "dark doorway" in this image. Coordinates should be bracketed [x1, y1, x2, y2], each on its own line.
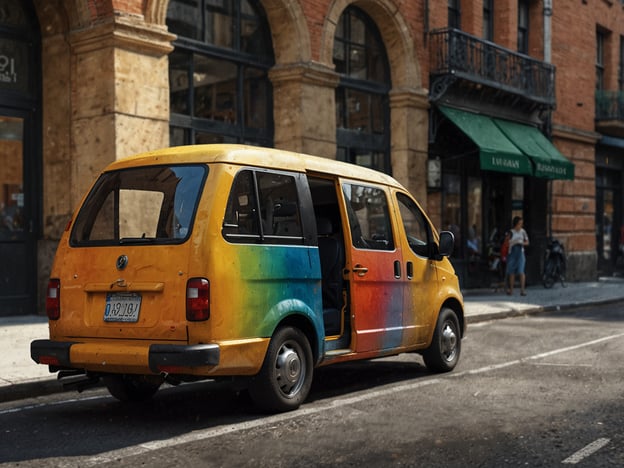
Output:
[0, 1, 41, 315]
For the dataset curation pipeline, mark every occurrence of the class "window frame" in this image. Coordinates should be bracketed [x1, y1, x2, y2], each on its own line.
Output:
[167, 0, 274, 147]
[483, 0, 493, 42]
[517, 0, 529, 54]
[597, 29, 606, 90]
[333, 6, 391, 174]
[448, 0, 461, 30]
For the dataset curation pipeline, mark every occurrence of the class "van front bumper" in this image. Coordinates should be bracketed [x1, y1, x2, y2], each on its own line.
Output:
[30, 339, 220, 374]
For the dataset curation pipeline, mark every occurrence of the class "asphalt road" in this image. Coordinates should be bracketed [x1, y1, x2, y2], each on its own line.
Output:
[1, 303, 623, 467]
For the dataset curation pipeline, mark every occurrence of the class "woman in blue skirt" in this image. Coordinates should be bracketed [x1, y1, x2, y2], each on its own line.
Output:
[506, 216, 529, 296]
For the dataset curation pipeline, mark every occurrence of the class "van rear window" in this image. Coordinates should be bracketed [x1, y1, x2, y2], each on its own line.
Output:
[70, 165, 206, 246]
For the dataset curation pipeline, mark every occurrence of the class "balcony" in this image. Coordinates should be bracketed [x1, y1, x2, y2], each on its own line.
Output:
[429, 28, 556, 111]
[596, 90, 624, 137]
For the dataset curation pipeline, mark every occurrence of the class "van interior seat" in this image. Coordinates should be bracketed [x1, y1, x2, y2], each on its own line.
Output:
[316, 216, 344, 335]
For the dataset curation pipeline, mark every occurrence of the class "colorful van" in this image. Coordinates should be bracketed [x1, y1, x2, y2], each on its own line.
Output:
[31, 144, 464, 412]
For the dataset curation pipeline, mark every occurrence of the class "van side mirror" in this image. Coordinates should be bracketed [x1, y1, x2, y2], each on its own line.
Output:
[437, 231, 455, 257]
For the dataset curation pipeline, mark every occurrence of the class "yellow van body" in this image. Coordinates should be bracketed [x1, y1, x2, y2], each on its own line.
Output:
[32, 144, 464, 412]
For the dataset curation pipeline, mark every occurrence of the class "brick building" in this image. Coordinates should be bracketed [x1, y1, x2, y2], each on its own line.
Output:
[0, 0, 622, 315]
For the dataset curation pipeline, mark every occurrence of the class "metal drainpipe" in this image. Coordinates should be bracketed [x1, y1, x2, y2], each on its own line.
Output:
[544, 0, 552, 63]
[544, 0, 553, 239]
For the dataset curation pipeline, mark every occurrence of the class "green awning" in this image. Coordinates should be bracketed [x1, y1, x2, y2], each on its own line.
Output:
[438, 106, 575, 180]
[439, 106, 533, 176]
[494, 119, 575, 180]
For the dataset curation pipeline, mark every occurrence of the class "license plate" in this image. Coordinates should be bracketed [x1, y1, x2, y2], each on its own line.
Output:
[104, 293, 141, 322]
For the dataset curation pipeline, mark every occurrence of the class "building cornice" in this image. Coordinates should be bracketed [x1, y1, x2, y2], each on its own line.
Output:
[269, 62, 340, 88]
[69, 15, 175, 56]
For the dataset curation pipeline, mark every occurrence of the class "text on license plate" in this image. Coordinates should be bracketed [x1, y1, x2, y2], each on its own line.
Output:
[104, 293, 141, 322]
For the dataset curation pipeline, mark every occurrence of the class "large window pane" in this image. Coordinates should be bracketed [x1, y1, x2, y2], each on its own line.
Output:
[443, 173, 461, 254]
[467, 177, 482, 255]
[193, 55, 237, 123]
[0, 116, 24, 239]
[169, 50, 191, 115]
[167, 0, 201, 41]
[244, 67, 268, 129]
[205, 2, 233, 49]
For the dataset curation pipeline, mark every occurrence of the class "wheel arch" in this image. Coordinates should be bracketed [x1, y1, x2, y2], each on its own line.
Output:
[441, 298, 465, 338]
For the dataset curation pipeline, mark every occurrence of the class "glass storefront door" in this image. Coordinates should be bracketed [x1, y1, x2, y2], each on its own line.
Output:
[0, 111, 36, 315]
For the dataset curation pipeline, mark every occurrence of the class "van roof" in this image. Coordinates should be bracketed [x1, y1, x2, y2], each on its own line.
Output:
[106, 144, 404, 188]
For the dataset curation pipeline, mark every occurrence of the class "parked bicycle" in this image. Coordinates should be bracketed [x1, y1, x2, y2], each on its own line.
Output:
[543, 238, 566, 288]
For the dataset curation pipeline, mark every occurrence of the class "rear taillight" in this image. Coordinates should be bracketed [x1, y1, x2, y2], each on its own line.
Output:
[46, 279, 61, 320]
[186, 278, 210, 321]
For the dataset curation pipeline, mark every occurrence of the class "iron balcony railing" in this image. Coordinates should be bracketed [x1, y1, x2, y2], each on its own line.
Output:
[596, 90, 624, 121]
[429, 28, 556, 108]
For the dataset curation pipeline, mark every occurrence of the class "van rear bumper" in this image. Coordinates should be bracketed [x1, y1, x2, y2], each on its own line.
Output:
[31, 339, 220, 374]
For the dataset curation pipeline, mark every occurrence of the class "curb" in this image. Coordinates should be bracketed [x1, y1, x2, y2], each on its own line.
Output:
[0, 378, 66, 404]
[465, 296, 624, 324]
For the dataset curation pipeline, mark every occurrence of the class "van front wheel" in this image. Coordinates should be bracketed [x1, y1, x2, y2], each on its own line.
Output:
[423, 307, 461, 373]
[249, 326, 313, 413]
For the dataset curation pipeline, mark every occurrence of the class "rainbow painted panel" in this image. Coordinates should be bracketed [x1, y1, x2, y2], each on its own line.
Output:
[211, 242, 324, 345]
[349, 248, 404, 352]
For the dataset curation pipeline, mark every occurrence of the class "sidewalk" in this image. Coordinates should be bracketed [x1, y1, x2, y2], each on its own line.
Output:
[2, 277, 624, 402]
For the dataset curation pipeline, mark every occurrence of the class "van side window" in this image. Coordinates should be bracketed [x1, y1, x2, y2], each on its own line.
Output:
[342, 183, 394, 250]
[396, 192, 430, 257]
[222, 170, 260, 240]
[257, 172, 303, 241]
[223, 169, 304, 244]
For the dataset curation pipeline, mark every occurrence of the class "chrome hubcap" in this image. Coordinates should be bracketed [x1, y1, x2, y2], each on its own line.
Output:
[441, 322, 458, 361]
[275, 342, 304, 396]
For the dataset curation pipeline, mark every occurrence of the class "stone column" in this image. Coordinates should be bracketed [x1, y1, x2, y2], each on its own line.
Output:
[68, 15, 175, 203]
[389, 87, 430, 202]
[269, 62, 339, 159]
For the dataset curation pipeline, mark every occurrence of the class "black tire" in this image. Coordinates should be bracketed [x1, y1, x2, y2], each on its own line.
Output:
[423, 307, 461, 373]
[104, 374, 163, 402]
[248, 326, 313, 413]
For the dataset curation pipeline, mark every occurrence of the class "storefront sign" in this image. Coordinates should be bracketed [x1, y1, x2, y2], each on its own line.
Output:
[0, 54, 17, 84]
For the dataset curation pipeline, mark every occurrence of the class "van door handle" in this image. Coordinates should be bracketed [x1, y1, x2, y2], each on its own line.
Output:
[406, 261, 414, 280]
[352, 264, 369, 277]
[394, 260, 401, 279]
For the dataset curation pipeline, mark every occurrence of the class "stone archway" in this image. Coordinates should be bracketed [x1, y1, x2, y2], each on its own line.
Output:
[321, 0, 420, 89]
[145, 0, 313, 66]
[321, 0, 429, 199]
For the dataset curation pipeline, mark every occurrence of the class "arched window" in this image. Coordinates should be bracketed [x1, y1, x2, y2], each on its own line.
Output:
[334, 6, 390, 173]
[167, 0, 274, 147]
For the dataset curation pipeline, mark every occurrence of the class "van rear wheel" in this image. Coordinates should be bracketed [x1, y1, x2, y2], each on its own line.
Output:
[104, 374, 163, 402]
[249, 326, 313, 413]
[423, 307, 461, 373]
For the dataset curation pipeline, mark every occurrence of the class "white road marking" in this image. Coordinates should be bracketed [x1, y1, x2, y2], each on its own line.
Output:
[6, 331, 623, 467]
[0, 395, 106, 416]
[562, 438, 611, 464]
